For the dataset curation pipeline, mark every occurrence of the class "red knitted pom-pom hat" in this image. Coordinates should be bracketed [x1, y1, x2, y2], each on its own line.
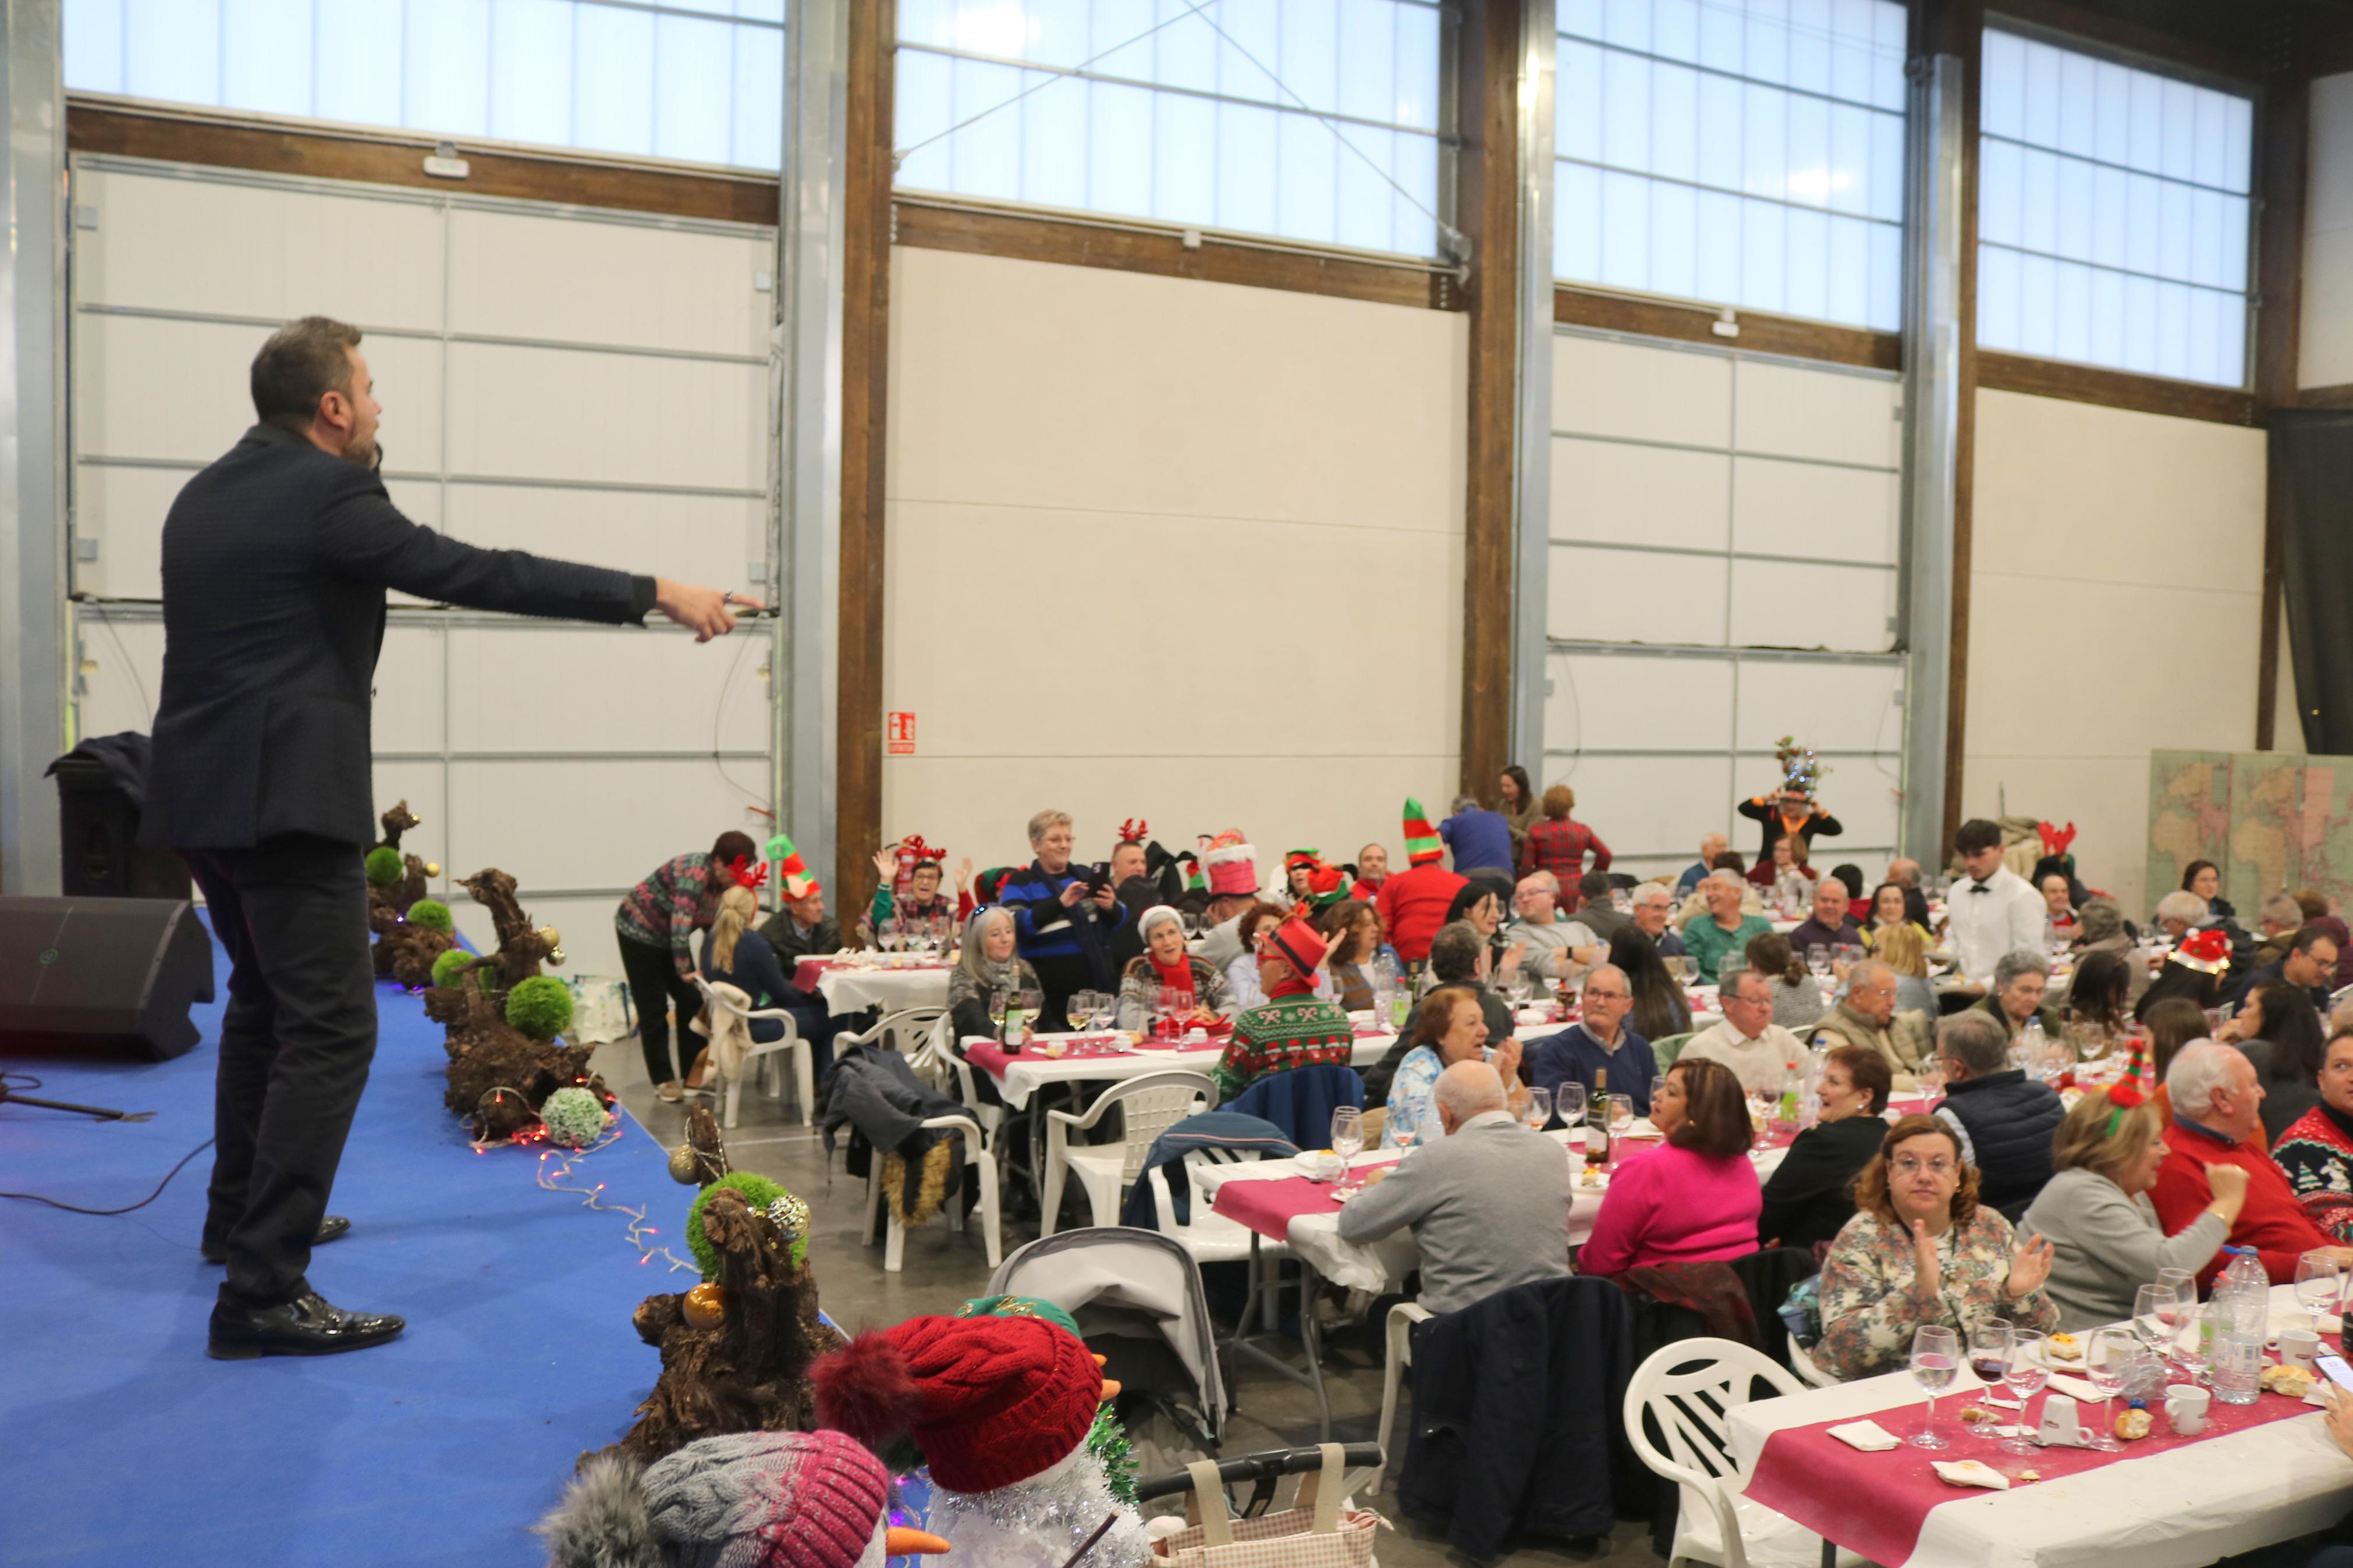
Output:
[813, 1314, 1103, 1495]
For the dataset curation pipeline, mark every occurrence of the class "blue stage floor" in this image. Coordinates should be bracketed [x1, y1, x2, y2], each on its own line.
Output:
[0, 919, 691, 1567]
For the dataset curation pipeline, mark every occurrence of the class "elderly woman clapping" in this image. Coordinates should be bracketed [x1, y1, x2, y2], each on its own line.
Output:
[1814, 1114, 2058, 1380]
[1117, 905, 1234, 1033]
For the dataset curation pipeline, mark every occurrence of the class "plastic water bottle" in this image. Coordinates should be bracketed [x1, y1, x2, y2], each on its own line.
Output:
[2212, 1246, 2270, 1405]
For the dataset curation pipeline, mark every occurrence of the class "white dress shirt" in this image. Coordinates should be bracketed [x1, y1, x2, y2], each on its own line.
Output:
[1946, 865, 2046, 981]
[1679, 1019, 1804, 1093]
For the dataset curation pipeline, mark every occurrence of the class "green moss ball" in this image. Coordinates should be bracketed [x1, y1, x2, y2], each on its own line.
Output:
[429, 949, 475, 989]
[687, 1172, 787, 1281]
[504, 975, 574, 1040]
[364, 847, 404, 886]
[405, 898, 454, 933]
[539, 1086, 607, 1149]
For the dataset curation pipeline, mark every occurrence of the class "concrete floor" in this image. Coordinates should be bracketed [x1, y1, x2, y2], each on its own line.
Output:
[601, 1032, 1666, 1568]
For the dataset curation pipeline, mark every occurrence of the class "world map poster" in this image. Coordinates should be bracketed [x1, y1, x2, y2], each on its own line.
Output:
[2148, 750, 2353, 914]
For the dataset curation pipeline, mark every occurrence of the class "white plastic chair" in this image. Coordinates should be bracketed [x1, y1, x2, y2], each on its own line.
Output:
[835, 1007, 945, 1071]
[860, 1114, 1001, 1272]
[688, 975, 813, 1129]
[1367, 1299, 1432, 1494]
[1787, 1334, 1838, 1388]
[1144, 1147, 1280, 1265]
[1623, 1338, 1869, 1568]
[939, 1025, 1005, 1140]
[1041, 1071, 1215, 1236]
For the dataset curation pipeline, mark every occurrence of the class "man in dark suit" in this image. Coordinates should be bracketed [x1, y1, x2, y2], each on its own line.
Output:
[152, 317, 748, 1359]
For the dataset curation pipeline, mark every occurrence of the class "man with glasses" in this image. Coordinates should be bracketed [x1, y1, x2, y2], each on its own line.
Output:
[1524, 965, 1661, 1118]
[1506, 871, 1607, 983]
[1680, 967, 1804, 1094]
[1808, 958, 1928, 1085]
[1930, 1009, 2064, 1221]
[1628, 881, 1686, 960]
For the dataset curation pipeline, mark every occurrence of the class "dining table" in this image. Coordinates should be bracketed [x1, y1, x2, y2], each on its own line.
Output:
[790, 954, 954, 1015]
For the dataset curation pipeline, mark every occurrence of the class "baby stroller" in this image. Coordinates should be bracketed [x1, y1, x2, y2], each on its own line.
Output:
[991, 1227, 1227, 1454]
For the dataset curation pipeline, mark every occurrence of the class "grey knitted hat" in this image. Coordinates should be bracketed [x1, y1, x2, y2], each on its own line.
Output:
[538, 1430, 891, 1568]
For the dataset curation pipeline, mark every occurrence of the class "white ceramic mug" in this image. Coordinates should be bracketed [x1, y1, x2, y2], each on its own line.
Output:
[2282, 1328, 2323, 1370]
[2166, 1384, 2212, 1436]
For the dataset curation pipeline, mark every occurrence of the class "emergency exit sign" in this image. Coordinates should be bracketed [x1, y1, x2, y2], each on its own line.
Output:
[887, 712, 915, 755]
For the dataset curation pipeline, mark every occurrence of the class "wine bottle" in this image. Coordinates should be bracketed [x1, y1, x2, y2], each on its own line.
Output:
[1587, 1067, 1610, 1162]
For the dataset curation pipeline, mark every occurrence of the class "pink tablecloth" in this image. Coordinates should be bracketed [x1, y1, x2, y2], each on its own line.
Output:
[1212, 1160, 1401, 1240]
[1743, 1379, 2320, 1568]
[964, 1036, 1136, 1079]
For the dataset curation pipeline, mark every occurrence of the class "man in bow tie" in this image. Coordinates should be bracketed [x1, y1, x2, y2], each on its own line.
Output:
[1946, 819, 2047, 984]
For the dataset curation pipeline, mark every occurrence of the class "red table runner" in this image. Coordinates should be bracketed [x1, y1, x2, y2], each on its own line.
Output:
[1743, 1379, 2320, 1568]
[962, 1036, 1140, 1080]
[1211, 1160, 1403, 1240]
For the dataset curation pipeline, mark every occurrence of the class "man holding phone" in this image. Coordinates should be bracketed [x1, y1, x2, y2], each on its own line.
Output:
[997, 809, 1127, 1031]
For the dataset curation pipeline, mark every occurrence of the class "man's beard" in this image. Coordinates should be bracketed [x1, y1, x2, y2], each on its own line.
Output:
[343, 434, 381, 470]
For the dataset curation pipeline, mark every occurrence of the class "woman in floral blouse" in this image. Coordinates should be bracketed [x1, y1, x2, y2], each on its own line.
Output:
[1815, 1114, 2058, 1381]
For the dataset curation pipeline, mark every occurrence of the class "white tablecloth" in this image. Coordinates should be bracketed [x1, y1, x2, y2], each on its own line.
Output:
[1728, 1283, 2353, 1568]
[1194, 1130, 1794, 1293]
[982, 1033, 1400, 1111]
[814, 964, 952, 1015]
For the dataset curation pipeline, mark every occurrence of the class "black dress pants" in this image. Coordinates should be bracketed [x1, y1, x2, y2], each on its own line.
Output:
[619, 932, 704, 1084]
[183, 835, 378, 1311]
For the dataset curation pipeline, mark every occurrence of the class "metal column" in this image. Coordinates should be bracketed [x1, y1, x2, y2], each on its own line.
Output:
[0, 0, 66, 897]
[771, 0, 847, 895]
[1510, 0, 1557, 773]
[1897, 52, 1964, 866]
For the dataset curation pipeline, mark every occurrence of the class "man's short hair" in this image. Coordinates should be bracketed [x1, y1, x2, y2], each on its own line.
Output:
[2156, 890, 2210, 926]
[1887, 858, 1921, 886]
[2167, 1040, 2240, 1122]
[1730, 966, 1774, 1005]
[1850, 958, 1894, 991]
[1632, 881, 1673, 907]
[1027, 809, 1072, 843]
[1433, 1059, 1506, 1121]
[1428, 920, 1485, 983]
[251, 315, 361, 432]
[1954, 820, 2002, 856]
[1706, 869, 1744, 893]
[1583, 962, 1629, 995]
[1992, 949, 2047, 992]
[1519, 870, 1559, 895]
[2261, 891, 2306, 933]
[2292, 925, 2339, 959]
[1580, 870, 1612, 899]
[1937, 1009, 2011, 1075]
[1450, 795, 1479, 815]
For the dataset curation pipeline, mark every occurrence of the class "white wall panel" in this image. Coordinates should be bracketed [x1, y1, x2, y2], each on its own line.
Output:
[889, 248, 1464, 532]
[448, 208, 770, 356]
[1727, 559, 1896, 652]
[75, 167, 445, 327]
[1541, 754, 1735, 860]
[1553, 332, 1732, 446]
[1733, 360, 1900, 466]
[885, 246, 1463, 876]
[449, 759, 765, 899]
[1546, 653, 1736, 753]
[371, 627, 448, 755]
[458, 894, 632, 987]
[1551, 436, 1729, 550]
[446, 626, 768, 755]
[72, 614, 162, 738]
[73, 314, 447, 469]
[1733, 752, 1903, 857]
[2304, 73, 2353, 387]
[365, 761, 450, 882]
[1550, 545, 1729, 644]
[1730, 457, 1899, 564]
[442, 483, 755, 588]
[445, 342, 764, 489]
[1731, 663, 1905, 754]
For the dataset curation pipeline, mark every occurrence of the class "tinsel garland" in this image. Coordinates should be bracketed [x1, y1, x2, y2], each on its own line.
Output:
[1084, 1405, 1138, 1507]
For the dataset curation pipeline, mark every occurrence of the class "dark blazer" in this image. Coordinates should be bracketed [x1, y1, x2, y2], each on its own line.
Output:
[147, 424, 650, 849]
[1757, 1112, 1884, 1251]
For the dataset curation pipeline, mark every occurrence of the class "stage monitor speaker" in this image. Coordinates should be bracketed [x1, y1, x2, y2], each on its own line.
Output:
[0, 897, 215, 1060]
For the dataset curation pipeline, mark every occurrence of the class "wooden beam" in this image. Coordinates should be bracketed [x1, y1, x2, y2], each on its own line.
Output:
[2256, 72, 2310, 751]
[1553, 284, 1900, 371]
[1977, 351, 2263, 425]
[2298, 384, 2353, 409]
[66, 101, 779, 226]
[1457, 0, 1518, 803]
[835, 0, 893, 923]
[894, 199, 1459, 312]
[1919, 0, 1985, 863]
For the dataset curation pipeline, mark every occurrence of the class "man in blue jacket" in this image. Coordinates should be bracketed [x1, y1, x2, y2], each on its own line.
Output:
[1439, 794, 1517, 893]
[996, 809, 1127, 1032]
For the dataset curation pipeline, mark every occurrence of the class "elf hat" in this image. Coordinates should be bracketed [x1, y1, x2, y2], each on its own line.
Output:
[1202, 837, 1259, 898]
[1264, 918, 1329, 982]
[1402, 798, 1443, 866]
[813, 1313, 1105, 1495]
[1305, 864, 1354, 910]
[782, 873, 824, 903]
[1283, 849, 1322, 873]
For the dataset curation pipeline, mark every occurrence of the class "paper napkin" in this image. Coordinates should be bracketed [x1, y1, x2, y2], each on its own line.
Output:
[1930, 1459, 2011, 1490]
[1827, 1420, 1899, 1452]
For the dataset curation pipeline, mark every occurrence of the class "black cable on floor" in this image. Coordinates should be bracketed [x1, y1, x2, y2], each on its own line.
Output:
[0, 1137, 216, 1215]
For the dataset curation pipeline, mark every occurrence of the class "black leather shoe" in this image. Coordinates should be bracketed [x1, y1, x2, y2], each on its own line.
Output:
[202, 1215, 350, 1265]
[207, 1292, 405, 1359]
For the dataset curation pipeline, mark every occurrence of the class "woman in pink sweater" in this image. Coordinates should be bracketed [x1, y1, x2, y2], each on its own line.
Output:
[1578, 1056, 1762, 1275]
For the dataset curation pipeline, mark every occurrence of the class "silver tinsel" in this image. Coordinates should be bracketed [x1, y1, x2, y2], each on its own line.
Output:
[923, 1446, 1149, 1568]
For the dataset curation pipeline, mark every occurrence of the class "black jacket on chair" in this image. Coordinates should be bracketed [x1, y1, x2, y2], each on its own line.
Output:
[144, 424, 651, 850]
[1400, 1275, 1634, 1558]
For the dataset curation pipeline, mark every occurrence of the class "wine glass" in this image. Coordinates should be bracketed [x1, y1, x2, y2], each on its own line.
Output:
[1747, 1086, 1776, 1150]
[1807, 947, 1834, 987]
[1181, 910, 1201, 938]
[2000, 1331, 2047, 1455]
[1915, 1055, 1946, 1105]
[2085, 1327, 2136, 1452]
[1521, 1086, 1553, 1132]
[1908, 1325, 1960, 1449]
[1330, 1106, 1365, 1195]
[2134, 1284, 2177, 1366]
[1650, 1076, 1668, 1116]
[877, 916, 899, 954]
[1016, 987, 1043, 1033]
[1390, 1096, 1423, 1151]
[2297, 1250, 2343, 1321]
[988, 986, 1011, 1041]
[1555, 1080, 1587, 1130]
[1605, 1093, 1635, 1163]
[1065, 990, 1094, 1038]
[1967, 1320, 2014, 1439]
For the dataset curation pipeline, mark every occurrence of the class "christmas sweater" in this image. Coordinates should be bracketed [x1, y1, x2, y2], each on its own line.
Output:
[2274, 1100, 2353, 1246]
[1210, 989, 1354, 1103]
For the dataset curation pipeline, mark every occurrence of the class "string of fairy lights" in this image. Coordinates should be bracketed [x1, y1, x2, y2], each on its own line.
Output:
[473, 1110, 699, 1276]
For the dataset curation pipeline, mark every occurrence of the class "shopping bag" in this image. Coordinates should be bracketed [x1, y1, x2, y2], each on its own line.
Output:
[1151, 1445, 1383, 1568]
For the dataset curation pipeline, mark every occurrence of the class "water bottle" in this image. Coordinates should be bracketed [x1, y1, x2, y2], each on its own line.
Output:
[2221, 1247, 2270, 1329]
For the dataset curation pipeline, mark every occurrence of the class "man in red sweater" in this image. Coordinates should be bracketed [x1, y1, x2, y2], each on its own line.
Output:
[1376, 799, 1465, 966]
[2151, 1041, 2353, 1285]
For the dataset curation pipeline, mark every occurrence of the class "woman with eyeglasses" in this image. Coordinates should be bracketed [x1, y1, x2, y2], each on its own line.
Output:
[1813, 1114, 2058, 1381]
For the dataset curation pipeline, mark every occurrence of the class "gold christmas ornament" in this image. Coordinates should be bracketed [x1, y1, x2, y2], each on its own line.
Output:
[538, 925, 562, 947]
[424, 861, 441, 876]
[668, 1144, 701, 1185]
[764, 1190, 811, 1249]
[682, 1281, 728, 1328]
